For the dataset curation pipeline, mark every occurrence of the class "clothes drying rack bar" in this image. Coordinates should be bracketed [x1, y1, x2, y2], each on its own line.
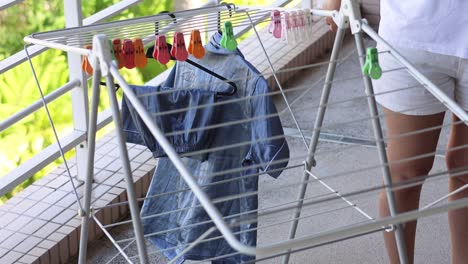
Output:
[22, 1, 468, 263]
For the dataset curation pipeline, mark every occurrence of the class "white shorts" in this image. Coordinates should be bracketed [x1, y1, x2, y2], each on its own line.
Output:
[373, 46, 468, 116]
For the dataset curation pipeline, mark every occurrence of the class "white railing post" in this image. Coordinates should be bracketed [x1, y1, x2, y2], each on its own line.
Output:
[64, 0, 89, 181]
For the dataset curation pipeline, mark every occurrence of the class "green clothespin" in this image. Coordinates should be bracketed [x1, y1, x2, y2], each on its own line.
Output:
[220, 21, 237, 51]
[362, 47, 382, 80]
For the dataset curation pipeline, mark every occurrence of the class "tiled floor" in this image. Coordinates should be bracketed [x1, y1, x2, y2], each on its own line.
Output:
[0, 133, 156, 264]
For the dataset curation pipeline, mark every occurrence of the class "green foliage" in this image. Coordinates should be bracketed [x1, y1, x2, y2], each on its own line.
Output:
[0, 48, 71, 201]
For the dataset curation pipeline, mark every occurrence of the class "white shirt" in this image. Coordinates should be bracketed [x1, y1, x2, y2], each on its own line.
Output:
[378, 0, 468, 59]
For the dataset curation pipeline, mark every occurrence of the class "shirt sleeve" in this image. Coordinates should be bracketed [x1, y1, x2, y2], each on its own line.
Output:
[249, 77, 289, 178]
[121, 94, 145, 146]
[121, 65, 178, 147]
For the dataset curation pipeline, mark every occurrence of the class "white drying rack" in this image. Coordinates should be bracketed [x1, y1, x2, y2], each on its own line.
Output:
[23, 1, 468, 263]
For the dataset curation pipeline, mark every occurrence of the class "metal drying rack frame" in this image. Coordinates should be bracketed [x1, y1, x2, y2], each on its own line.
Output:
[23, 1, 468, 263]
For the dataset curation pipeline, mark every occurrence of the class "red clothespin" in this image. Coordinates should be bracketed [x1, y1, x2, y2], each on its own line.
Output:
[123, 39, 135, 69]
[271, 10, 282, 39]
[152, 35, 171, 65]
[133, 38, 147, 68]
[171, 32, 188, 61]
[81, 45, 93, 75]
[112, 39, 125, 69]
[188, 30, 205, 59]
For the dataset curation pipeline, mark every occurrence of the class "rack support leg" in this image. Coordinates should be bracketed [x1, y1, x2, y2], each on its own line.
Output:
[281, 27, 346, 264]
[353, 32, 409, 264]
[104, 74, 150, 264]
[78, 69, 102, 264]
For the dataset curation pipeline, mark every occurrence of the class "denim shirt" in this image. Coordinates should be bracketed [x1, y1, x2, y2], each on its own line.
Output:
[122, 85, 221, 159]
[123, 32, 289, 263]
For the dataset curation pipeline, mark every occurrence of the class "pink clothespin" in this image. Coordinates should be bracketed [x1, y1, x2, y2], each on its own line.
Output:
[281, 12, 291, 43]
[289, 11, 298, 44]
[153, 35, 171, 65]
[290, 11, 298, 30]
[170, 32, 188, 61]
[271, 10, 282, 39]
[296, 10, 305, 41]
[269, 11, 275, 33]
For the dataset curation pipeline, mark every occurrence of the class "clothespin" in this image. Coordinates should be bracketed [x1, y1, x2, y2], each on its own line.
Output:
[285, 11, 297, 44]
[269, 11, 274, 34]
[153, 35, 171, 65]
[281, 12, 291, 43]
[271, 10, 282, 39]
[296, 10, 305, 41]
[188, 30, 205, 59]
[303, 8, 313, 39]
[81, 45, 93, 75]
[291, 11, 299, 42]
[171, 32, 188, 61]
[133, 38, 147, 68]
[362, 47, 382, 79]
[123, 39, 135, 69]
[112, 39, 125, 69]
[220, 21, 237, 51]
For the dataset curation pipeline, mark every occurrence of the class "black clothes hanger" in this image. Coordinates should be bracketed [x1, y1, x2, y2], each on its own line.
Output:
[100, 81, 120, 89]
[218, 2, 235, 33]
[145, 45, 237, 97]
[98, 45, 238, 96]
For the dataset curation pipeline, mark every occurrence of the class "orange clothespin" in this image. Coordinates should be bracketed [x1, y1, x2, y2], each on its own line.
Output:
[112, 39, 125, 69]
[153, 35, 171, 65]
[123, 39, 135, 69]
[133, 38, 147, 68]
[81, 45, 93, 75]
[188, 30, 205, 59]
[170, 32, 188, 61]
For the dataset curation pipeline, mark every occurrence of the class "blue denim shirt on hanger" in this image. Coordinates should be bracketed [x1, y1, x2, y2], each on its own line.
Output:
[122, 85, 220, 160]
[122, 32, 289, 263]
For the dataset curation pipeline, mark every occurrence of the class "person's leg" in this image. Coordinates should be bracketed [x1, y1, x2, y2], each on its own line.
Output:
[446, 114, 468, 264]
[380, 108, 445, 264]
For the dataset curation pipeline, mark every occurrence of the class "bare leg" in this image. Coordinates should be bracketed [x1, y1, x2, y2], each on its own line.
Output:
[380, 108, 445, 264]
[446, 114, 468, 264]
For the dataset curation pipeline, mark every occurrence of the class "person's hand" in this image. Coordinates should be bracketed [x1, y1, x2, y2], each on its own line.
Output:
[323, 0, 341, 32]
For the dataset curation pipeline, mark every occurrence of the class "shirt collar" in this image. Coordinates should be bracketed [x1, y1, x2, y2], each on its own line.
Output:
[205, 32, 244, 58]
